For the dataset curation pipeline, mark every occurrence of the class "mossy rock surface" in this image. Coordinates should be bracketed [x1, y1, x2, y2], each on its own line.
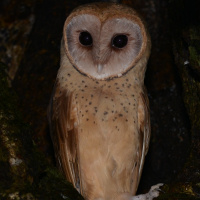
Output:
[0, 63, 83, 199]
[156, 0, 200, 199]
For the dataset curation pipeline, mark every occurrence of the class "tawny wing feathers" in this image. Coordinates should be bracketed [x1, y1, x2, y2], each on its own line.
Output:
[48, 81, 81, 191]
[138, 89, 151, 183]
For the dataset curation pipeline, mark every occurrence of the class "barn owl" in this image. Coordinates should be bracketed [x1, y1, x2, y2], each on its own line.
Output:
[48, 2, 163, 200]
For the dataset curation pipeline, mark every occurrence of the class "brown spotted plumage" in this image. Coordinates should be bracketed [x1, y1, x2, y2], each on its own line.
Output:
[48, 2, 163, 200]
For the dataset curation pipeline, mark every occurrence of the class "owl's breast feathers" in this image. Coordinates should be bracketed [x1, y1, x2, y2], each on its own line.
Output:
[48, 78, 150, 198]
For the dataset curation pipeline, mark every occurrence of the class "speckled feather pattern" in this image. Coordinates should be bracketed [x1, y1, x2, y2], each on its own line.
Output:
[49, 2, 151, 200]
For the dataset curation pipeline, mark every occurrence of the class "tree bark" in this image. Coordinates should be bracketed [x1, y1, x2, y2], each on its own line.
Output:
[157, 0, 200, 199]
[0, 62, 84, 200]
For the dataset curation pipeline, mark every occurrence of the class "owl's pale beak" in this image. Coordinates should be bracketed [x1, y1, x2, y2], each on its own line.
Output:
[97, 64, 103, 74]
[94, 46, 109, 74]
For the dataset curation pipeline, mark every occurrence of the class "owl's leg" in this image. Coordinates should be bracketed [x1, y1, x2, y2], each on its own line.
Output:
[131, 183, 163, 200]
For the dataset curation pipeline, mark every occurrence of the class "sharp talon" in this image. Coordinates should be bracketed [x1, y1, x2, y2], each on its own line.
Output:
[160, 189, 165, 194]
[150, 183, 164, 190]
[156, 188, 162, 192]
[131, 183, 164, 200]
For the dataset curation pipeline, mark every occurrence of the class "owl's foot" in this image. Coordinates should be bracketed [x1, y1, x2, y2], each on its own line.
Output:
[131, 183, 164, 200]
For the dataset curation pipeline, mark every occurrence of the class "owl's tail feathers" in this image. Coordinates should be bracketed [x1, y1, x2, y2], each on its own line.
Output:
[131, 183, 164, 200]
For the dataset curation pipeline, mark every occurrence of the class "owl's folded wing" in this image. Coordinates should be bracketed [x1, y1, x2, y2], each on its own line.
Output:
[48, 81, 81, 191]
[138, 88, 151, 181]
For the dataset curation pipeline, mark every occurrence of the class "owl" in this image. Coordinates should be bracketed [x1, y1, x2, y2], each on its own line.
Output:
[48, 2, 163, 200]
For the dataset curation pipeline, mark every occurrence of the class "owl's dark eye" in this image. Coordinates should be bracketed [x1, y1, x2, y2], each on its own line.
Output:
[112, 34, 128, 49]
[79, 31, 93, 46]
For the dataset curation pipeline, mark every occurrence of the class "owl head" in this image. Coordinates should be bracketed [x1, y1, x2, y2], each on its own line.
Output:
[63, 3, 151, 80]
